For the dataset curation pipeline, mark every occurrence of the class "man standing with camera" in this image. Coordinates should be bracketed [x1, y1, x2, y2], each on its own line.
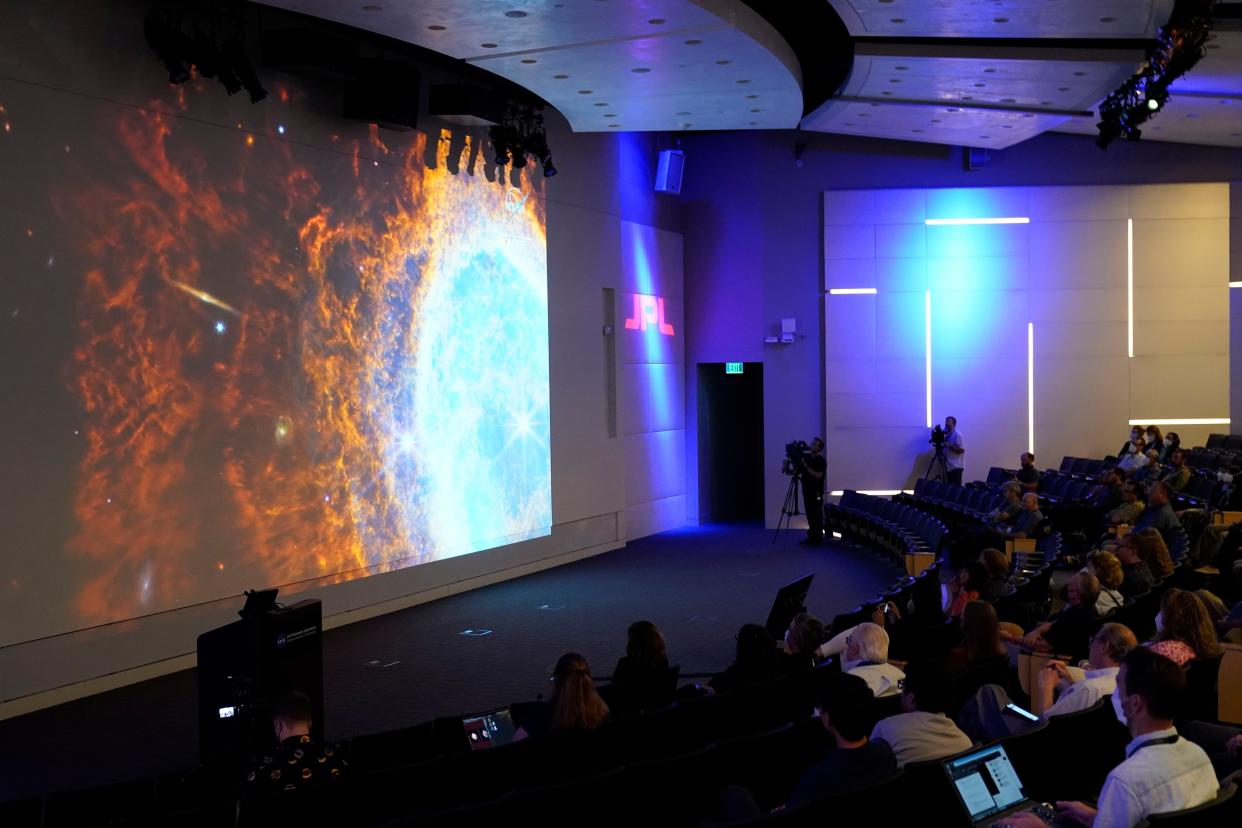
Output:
[800, 438, 827, 546]
[944, 416, 965, 486]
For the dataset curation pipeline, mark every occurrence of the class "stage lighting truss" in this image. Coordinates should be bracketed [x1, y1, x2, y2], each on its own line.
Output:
[488, 108, 557, 177]
[144, 1, 267, 103]
[1095, 0, 1215, 148]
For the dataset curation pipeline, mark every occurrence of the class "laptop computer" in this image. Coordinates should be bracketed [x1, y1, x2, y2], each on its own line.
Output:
[943, 743, 1075, 826]
[461, 707, 516, 752]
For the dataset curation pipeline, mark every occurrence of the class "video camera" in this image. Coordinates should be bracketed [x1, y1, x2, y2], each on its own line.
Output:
[929, 425, 946, 449]
[782, 439, 811, 475]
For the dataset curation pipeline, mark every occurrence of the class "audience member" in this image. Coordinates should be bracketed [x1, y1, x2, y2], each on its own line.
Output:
[785, 673, 898, 806]
[946, 560, 993, 619]
[1007, 648, 1218, 828]
[780, 612, 826, 672]
[1033, 623, 1137, 718]
[1134, 481, 1181, 542]
[1118, 436, 1149, 474]
[1115, 535, 1156, 597]
[1119, 426, 1143, 460]
[1085, 549, 1126, 614]
[1105, 481, 1145, 528]
[1015, 452, 1040, 492]
[515, 652, 609, 740]
[609, 619, 676, 712]
[1131, 449, 1162, 484]
[1088, 467, 1126, 515]
[1146, 588, 1223, 667]
[1144, 425, 1165, 457]
[869, 660, 973, 768]
[241, 691, 347, 794]
[1131, 527, 1176, 581]
[944, 600, 1016, 710]
[1161, 450, 1191, 493]
[1159, 431, 1181, 464]
[1003, 571, 1101, 657]
[980, 547, 1011, 598]
[986, 481, 1025, 530]
[709, 623, 781, 695]
[839, 622, 905, 698]
[1007, 493, 1044, 539]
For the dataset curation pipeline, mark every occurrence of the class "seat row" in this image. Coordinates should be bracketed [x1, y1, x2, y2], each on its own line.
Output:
[826, 490, 948, 575]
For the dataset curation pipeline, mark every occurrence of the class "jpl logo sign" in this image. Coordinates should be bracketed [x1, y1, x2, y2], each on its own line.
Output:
[624, 293, 675, 336]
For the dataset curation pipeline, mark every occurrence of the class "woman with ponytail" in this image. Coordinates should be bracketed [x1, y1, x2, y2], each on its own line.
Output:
[516, 652, 610, 740]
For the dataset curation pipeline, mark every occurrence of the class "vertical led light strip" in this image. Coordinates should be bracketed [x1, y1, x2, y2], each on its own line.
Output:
[1027, 322, 1035, 454]
[1127, 218, 1134, 358]
[925, 290, 932, 428]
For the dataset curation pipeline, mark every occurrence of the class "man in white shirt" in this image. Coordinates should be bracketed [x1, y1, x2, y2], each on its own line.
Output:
[840, 622, 905, 698]
[1032, 622, 1137, 717]
[944, 415, 965, 486]
[870, 660, 973, 768]
[1007, 647, 1218, 828]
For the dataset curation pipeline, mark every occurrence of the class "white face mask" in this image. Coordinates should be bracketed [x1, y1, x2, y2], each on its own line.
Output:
[1111, 691, 1128, 726]
[1155, 611, 1165, 634]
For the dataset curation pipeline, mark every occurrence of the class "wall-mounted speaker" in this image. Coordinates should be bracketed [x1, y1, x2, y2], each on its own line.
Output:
[655, 149, 685, 194]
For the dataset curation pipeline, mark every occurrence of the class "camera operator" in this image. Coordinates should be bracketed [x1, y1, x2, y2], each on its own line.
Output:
[799, 438, 827, 546]
[943, 416, 965, 485]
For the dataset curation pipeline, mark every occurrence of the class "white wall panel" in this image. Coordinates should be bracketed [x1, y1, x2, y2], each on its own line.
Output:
[824, 224, 877, 259]
[623, 429, 687, 506]
[825, 257, 877, 290]
[620, 362, 686, 436]
[824, 183, 1230, 491]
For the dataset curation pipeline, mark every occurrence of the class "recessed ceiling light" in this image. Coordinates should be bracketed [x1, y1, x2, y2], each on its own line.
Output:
[912, 128, 923, 133]
[603, 113, 616, 118]
[362, 4, 382, 10]
[1022, 113, 1034, 118]
[1073, 71, 1086, 76]
[749, 121, 758, 126]
[895, 66, 907, 71]
[891, 18, 905, 23]
[845, 122, 855, 126]
[578, 89, 593, 94]
[1058, 86, 1070, 91]
[1100, 17, 1115, 23]
[521, 59, 537, 64]
[1232, 132, 1241, 137]
[961, 95, 972, 100]
[505, 10, 527, 17]
[609, 124, 620, 128]
[737, 79, 750, 84]
[858, 112, 869, 117]
[631, 67, 651, 73]
[994, 17, 1008, 23]
[980, 134, 990, 139]
[746, 94, 758, 99]
[984, 68, 996, 74]
[427, 24, 446, 30]
[947, 108, 959, 112]
[890, 79, 901, 83]
[750, 108, 761, 113]
[685, 39, 703, 45]
[1040, 101, 1051, 106]
[1001, 98, 1015, 103]
[716, 60, 731, 65]
[881, 91, 892, 96]
[974, 83, 985, 88]
[481, 43, 498, 48]
[931, 119, 941, 123]
[648, 18, 665, 24]
[554, 74, 569, 79]
[594, 102, 608, 106]
[1002, 125, 1013, 129]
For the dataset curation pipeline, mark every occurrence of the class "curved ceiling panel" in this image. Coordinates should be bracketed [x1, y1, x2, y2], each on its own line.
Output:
[802, 48, 1140, 150]
[826, 0, 1176, 40]
[255, 0, 803, 132]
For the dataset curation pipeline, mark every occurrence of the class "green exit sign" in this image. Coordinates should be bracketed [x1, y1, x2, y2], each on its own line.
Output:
[725, 362, 744, 374]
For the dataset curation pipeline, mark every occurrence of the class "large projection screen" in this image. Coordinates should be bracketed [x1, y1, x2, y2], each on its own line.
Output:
[0, 78, 551, 649]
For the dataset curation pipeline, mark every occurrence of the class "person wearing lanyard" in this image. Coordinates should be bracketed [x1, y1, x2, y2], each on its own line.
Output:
[1003, 647, 1218, 828]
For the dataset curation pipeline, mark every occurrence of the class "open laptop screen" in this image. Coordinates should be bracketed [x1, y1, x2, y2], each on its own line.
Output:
[462, 707, 516, 752]
[943, 744, 1029, 823]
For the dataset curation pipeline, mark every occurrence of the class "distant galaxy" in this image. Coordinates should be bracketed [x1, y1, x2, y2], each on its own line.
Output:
[48, 90, 550, 626]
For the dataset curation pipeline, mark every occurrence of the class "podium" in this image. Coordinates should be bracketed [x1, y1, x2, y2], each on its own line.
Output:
[197, 598, 324, 763]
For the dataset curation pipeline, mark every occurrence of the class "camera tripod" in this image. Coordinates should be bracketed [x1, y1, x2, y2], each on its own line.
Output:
[924, 444, 950, 481]
[773, 473, 803, 543]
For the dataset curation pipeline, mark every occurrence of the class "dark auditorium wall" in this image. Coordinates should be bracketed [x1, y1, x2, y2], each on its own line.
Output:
[0, 0, 683, 712]
[677, 128, 1242, 525]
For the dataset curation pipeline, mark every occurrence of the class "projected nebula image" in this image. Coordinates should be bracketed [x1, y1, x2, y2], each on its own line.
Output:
[0, 80, 550, 639]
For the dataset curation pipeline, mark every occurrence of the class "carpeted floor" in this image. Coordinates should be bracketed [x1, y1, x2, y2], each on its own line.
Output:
[0, 524, 903, 801]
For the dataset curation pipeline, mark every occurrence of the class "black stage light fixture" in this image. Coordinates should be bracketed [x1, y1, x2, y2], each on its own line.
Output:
[143, 2, 267, 103]
[489, 124, 511, 165]
[1095, 0, 1214, 149]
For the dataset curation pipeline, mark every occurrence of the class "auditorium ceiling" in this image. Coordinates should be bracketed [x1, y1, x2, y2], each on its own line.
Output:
[255, 0, 1242, 149]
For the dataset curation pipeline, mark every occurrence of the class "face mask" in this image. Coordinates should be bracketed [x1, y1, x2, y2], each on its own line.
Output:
[1111, 691, 1128, 726]
[1155, 611, 1164, 633]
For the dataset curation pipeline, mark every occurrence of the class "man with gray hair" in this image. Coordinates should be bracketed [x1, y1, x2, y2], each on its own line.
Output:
[841, 622, 905, 698]
[1034, 622, 1137, 717]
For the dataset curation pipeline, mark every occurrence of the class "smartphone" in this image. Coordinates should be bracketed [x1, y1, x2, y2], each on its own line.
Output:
[1005, 702, 1039, 722]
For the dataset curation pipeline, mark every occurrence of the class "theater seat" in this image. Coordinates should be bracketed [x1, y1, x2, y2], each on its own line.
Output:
[1141, 773, 1239, 826]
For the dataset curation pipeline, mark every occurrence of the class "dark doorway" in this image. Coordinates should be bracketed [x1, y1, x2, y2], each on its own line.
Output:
[697, 363, 764, 523]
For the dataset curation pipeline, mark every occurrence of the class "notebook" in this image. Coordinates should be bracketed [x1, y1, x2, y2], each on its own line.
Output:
[461, 707, 516, 752]
[943, 743, 1074, 826]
